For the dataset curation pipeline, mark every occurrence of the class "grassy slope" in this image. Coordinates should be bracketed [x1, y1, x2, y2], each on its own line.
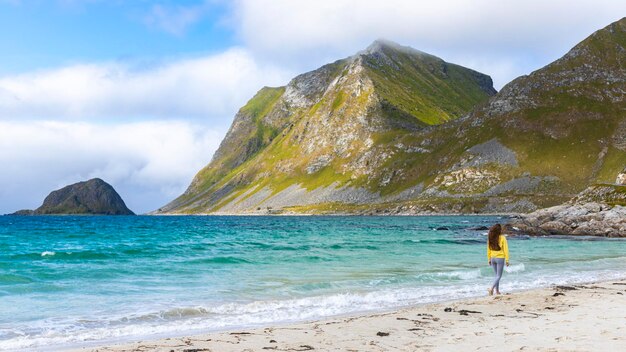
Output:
[480, 18, 626, 193]
[363, 46, 495, 125]
[398, 17, 626, 206]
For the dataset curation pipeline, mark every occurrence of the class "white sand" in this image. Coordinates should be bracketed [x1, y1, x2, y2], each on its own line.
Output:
[73, 280, 626, 352]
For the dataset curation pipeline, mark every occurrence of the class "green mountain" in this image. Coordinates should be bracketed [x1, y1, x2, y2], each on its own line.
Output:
[409, 17, 626, 213]
[158, 18, 626, 215]
[157, 40, 496, 214]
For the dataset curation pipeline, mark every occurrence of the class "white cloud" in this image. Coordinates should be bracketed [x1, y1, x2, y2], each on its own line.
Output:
[0, 48, 292, 125]
[0, 120, 222, 214]
[0, 46, 294, 214]
[232, 0, 626, 88]
[144, 3, 207, 36]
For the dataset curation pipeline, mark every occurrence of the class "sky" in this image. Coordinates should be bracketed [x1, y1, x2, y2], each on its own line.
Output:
[0, 1, 625, 214]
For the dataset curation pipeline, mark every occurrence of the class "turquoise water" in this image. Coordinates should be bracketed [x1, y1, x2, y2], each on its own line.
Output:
[1, 215, 625, 350]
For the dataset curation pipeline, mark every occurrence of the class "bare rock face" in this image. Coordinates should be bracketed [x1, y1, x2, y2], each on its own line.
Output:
[12, 178, 134, 215]
[617, 167, 626, 185]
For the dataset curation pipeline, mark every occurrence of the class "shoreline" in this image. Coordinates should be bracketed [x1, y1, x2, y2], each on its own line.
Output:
[70, 278, 626, 352]
[145, 212, 519, 217]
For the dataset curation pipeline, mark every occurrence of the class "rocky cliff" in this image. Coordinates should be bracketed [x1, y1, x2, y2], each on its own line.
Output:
[159, 18, 626, 215]
[12, 178, 134, 215]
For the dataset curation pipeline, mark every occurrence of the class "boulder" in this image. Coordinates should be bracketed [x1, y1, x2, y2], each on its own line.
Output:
[539, 221, 573, 235]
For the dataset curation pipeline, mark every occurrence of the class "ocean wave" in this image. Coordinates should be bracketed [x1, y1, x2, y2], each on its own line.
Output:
[504, 263, 525, 273]
[271, 245, 312, 251]
[0, 273, 34, 284]
[412, 268, 484, 282]
[418, 238, 484, 245]
[11, 250, 114, 261]
[287, 255, 333, 262]
[436, 269, 483, 280]
[187, 256, 251, 265]
[123, 306, 212, 321]
[326, 243, 380, 251]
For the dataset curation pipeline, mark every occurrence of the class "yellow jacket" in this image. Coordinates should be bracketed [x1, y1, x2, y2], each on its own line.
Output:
[487, 235, 509, 263]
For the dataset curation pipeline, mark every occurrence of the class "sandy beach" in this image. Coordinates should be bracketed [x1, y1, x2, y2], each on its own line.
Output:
[73, 279, 626, 352]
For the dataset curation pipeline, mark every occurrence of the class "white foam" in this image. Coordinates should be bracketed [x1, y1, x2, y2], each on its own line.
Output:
[41, 251, 55, 257]
[504, 263, 525, 273]
[435, 269, 482, 280]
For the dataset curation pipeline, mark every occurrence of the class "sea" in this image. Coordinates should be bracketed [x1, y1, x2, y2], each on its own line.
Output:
[1, 215, 625, 351]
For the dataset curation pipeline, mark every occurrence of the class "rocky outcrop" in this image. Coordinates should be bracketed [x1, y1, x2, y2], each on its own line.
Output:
[12, 178, 134, 215]
[617, 167, 626, 185]
[509, 184, 626, 237]
[510, 202, 625, 237]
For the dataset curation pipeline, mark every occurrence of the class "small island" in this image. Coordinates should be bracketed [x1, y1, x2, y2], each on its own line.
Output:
[11, 178, 134, 215]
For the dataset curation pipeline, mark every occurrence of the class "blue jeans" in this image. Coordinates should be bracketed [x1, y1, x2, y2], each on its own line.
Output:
[490, 258, 505, 291]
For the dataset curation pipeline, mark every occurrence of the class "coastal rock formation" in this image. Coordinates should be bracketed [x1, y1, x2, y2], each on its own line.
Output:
[158, 18, 626, 215]
[510, 202, 626, 237]
[12, 178, 134, 215]
[509, 184, 626, 237]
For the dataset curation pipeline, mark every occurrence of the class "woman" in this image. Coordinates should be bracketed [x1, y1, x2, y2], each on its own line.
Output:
[487, 223, 509, 296]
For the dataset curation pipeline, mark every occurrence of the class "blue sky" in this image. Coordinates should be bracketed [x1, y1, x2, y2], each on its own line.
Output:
[0, 0, 625, 214]
[0, 1, 234, 75]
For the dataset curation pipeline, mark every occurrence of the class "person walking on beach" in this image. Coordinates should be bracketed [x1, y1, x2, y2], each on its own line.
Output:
[487, 224, 509, 296]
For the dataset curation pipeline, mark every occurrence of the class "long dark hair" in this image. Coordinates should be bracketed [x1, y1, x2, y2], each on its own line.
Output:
[488, 224, 502, 251]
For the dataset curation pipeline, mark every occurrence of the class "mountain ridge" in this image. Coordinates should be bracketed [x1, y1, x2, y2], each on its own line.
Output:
[158, 39, 497, 214]
[158, 18, 626, 215]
